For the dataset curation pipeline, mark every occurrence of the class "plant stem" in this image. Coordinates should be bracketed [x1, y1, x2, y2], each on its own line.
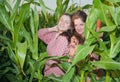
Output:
[38, 69, 40, 82]
[106, 71, 110, 82]
[80, 70, 85, 82]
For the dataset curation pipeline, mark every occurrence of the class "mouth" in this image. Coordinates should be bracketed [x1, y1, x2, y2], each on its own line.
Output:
[76, 29, 83, 34]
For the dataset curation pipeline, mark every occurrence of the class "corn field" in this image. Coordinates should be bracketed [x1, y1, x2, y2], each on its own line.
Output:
[0, 0, 120, 82]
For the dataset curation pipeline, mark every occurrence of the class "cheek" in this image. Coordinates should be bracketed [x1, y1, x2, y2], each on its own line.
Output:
[75, 26, 79, 29]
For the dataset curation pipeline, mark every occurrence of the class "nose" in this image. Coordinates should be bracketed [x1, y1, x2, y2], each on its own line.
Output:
[61, 22, 65, 27]
[62, 22, 65, 25]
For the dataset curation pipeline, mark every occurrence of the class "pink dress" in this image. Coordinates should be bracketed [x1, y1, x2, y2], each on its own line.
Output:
[38, 28, 69, 77]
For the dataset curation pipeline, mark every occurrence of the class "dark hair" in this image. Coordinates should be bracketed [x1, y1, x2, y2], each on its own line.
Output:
[72, 10, 87, 23]
[71, 31, 84, 44]
[61, 29, 74, 43]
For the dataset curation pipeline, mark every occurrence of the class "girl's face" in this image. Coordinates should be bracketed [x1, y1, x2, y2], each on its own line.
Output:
[69, 35, 79, 56]
[58, 15, 72, 32]
[74, 18, 85, 35]
[70, 36, 79, 47]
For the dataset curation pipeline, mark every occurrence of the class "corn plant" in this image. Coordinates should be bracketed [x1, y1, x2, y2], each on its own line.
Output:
[2, 0, 120, 82]
[0, 0, 47, 81]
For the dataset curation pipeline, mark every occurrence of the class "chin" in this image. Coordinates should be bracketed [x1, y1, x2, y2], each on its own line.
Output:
[78, 32, 83, 35]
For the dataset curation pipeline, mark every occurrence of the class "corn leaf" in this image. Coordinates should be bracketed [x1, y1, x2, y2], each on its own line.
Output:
[72, 45, 95, 66]
[17, 41, 27, 69]
[92, 58, 120, 70]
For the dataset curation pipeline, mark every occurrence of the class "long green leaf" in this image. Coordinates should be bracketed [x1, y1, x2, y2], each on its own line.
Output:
[55, 0, 63, 20]
[99, 40, 109, 58]
[109, 32, 117, 58]
[63, 0, 69, 13]
[108, 6, 119, 26]
[94, 0, 109, 25]
[0, 4, 12, 32]
[99, 25, 116, 32]
[39, 0, 49, 21]
[17, 41, 27, 69]
[110, 38, 120, 58]
[7, 45, 17, 63]
[72, 45, 95, 66]
[92, 58, 120, 70]
[33, 5, 39, 32]
[62, 67, 75, 82]
[106, 0, 120, 3]
[9, 0, 21, 22]
[85, 7, 98, 39]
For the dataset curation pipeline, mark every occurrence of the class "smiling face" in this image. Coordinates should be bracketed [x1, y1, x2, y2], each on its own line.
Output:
[57, 14, 72, 32]
[70, 35, 79, 47]
[74, 18, 85, 35]
[72, 11, 87, 36]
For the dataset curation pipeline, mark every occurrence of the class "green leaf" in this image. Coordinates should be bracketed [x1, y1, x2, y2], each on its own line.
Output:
[30, 5, 39, 35]
[106, 0, 120, 3]
[46, 74, 62, 82]
[17, 41, 27, 69]
[98, 40, 109, 58]
[110, 38, 120, 58]
[7, 44, 17, 63]
[63, 0, 69, 13]
[58, 62, 71, 72]
[92, 58, 120, 70]
[62, 67, 75, 82]
[108, 6, 119, 26]
[30, 7, 40, 60]
[72, 45, 95, 66]
[109, 32, 117, 58]
[115, 7, 120, 25]
[29, 52, 48, 82]
[55, 0, 63, 20]
[22, 28, 33, 52]
[18, 3, 30, 24]
[9, 0, 21, 22]
[4, 0, 13, 11]
[39, 0, 49, 21]
[33, 5, 39, 32]
[30, 10, 35, 36]
[94, 0, 110, 25]
[0, 4, 12, 32]
[85, 7, 98, 39]
[99, 25, 116, 32]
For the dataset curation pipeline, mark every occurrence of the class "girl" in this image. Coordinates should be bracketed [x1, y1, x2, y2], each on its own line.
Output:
[68, 31, 84, 62]
[38, 13, 73, 77]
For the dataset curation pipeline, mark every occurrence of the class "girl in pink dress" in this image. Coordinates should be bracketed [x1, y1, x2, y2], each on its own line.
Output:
[38, 13, 73, 77]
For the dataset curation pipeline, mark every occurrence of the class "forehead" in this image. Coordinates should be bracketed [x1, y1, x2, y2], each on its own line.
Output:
[74, 18, 84, 24]
[60, 15, 71, 20]
[71, 36, 78, 40]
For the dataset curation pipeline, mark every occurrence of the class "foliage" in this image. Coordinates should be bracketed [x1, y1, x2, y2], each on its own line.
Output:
[1, 0, 120, 82]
